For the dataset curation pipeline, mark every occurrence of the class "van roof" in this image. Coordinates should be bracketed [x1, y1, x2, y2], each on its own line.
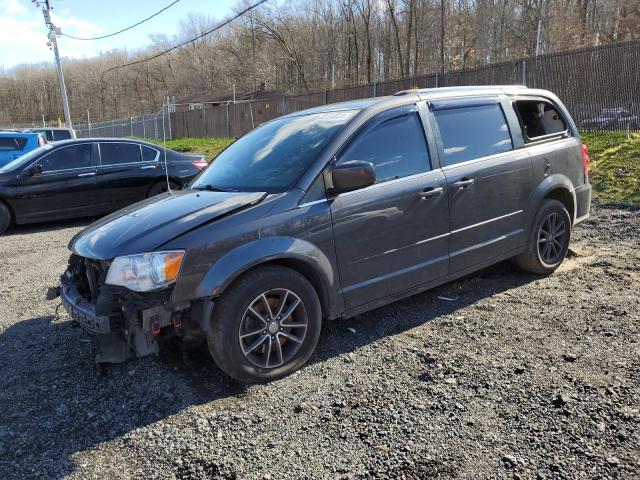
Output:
[282, 85, 555, 119]
[393, 85, 529, 97]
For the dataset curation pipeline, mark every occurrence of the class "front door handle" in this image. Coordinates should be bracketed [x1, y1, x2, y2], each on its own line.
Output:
[418, 186, 444, 199]
[77, 172, 96, 177]
[140, 165, 157, 170]
[452, 178, 474, 189]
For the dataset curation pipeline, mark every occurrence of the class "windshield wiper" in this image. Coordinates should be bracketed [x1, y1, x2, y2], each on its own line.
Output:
[191, 184, 239, 192]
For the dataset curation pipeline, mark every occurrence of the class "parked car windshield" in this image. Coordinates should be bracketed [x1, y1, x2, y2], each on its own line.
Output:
[0, 144, 53, 173]
[191, 110, 356, 193]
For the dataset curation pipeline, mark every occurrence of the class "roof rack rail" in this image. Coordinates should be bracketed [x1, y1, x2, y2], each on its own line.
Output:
[393, 85, 528, 96]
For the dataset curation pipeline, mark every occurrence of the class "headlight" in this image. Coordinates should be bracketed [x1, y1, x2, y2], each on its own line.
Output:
[105, 251, 185, 292]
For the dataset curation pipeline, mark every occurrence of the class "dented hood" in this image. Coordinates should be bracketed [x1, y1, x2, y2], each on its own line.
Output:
[69, 189, 266, 260]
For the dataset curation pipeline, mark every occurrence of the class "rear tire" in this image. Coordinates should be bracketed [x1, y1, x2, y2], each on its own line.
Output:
[207, 265, 322, 384]
[515, 199, 571, 274]
[0, 202, 11, 235]
[147, 180, 179, 197]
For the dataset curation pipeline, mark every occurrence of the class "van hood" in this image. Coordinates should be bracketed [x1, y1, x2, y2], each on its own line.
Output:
[69, 189, 266, 260]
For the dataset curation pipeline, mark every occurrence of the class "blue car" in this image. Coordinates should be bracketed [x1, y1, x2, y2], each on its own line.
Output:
[0, 132, 46, 167]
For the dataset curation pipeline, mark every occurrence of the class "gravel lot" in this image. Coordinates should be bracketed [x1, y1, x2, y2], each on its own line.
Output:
[0, 204, 638, 479]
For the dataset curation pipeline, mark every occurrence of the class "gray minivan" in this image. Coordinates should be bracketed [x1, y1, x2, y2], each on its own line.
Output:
[55, 86, 592, 383]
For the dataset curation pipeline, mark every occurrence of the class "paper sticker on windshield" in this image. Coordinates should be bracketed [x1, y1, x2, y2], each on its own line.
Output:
[315, 111, 356, 122]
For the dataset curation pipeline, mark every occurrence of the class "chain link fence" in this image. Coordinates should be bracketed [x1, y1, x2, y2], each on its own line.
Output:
[74, 107, 172, 140]
[73, 40, 640, 141]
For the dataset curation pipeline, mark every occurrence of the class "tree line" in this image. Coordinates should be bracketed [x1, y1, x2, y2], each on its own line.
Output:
[1, 0, 638, 125]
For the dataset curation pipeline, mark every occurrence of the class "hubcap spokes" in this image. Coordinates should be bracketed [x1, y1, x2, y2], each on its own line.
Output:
[537, 212, 567, 264]
[239, 289, 307, 369]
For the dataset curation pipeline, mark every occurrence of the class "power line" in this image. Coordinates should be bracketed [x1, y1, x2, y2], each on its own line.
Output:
[104, 0, 268, 73]
[62, 0, 182, 41]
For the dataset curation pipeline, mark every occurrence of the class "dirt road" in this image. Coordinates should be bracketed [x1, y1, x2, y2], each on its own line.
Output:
[0, 204, 638, 479]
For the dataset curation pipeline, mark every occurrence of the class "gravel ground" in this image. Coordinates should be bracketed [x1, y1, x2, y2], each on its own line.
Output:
[0, 204, 638, 480]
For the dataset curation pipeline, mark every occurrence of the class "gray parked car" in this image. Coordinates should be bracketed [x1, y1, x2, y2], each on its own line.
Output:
[23, 127, 77, 141]
[54, 85, 592, 383]
[581, 108, 640, 130]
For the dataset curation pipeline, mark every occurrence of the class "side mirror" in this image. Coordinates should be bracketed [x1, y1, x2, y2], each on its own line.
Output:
[330, 160, 376, 195]
[28, 164, 43, 176]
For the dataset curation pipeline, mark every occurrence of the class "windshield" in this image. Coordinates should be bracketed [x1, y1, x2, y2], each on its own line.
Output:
[191, 110, 356, 193]
[0, 144, 53, 173]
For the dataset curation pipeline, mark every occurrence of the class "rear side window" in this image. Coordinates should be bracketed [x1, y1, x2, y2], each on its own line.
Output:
[0, 137, 27, 151]
[514, 100, 567, 141]
[30, 130, 53, 141]
[142, 146, 159, 162]
[338, 108, 430, 183]
[434, 104, 513, 166]
[99, 143, 142, 165]
[52, 130, 72, 141]
[39, 144, 92, 172]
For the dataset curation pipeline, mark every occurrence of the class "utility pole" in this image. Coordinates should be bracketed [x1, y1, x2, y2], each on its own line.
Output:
[41, 0, 72, 127]
[440, 0, 445, 75]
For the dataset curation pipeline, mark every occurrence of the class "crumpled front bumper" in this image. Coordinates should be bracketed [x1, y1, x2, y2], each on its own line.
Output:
[59, 272, 192, 365]
[60, 283, 112, 335]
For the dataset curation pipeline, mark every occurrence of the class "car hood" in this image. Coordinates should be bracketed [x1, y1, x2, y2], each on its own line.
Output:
[69, 189, 267, 260]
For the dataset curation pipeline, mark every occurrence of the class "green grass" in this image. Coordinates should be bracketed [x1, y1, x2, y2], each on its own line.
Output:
[144, 132, 639, 206]
[582, 131, 640, 205]
[146, 137, 235, 160]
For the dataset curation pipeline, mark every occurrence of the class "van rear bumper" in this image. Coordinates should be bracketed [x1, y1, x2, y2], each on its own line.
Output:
[574, 183, 592, 225]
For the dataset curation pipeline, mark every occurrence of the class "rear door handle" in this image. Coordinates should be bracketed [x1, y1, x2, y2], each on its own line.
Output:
[452, 178, 474, 189]
[418, 186, 444, 199]
[77, 172, 96, 177]
[140, 165, 157, 170]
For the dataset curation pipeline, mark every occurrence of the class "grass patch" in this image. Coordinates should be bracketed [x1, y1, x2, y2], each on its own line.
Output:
[583, 131, 640, 205]
[146, 137, 235, 160]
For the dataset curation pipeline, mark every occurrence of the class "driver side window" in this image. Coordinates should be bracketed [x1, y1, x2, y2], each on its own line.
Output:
[337, 107, 430, 183]
[38, 144, 93, 172]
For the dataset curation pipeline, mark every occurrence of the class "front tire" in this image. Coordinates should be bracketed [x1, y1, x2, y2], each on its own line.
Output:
[515, 199, 571, 274]
[207, 265, 322, 384]
[0, 202, 11, 235]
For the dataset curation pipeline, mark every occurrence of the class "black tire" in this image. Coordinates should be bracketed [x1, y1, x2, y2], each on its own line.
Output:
[147, 180, 179, 197]
[207, 265, 322, 384]
[0, 201, 11, 235]
[515, 199, 571, 274]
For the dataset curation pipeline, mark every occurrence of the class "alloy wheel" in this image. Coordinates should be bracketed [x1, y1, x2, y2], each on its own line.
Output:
[537, 212, 567, 265]
[238, 289, 308, 369]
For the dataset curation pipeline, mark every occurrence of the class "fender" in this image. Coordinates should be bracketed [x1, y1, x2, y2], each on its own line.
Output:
[193, 236, 344, 318]
[525, 173, 576, 235]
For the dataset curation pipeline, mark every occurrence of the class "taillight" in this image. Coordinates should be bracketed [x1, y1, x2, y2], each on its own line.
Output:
[581, 143, 590, 174]
[191, 158, 208, 170]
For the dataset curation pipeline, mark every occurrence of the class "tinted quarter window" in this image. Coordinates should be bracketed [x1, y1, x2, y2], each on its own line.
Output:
[0, 137, 27, 151]
[40, 144, 92, 172]
[100, 143, 142, 165]
[52, 130, 72, 141]
[514, 100, 567, 140]
[142, 146, 158, 162]
[434, 104, 512, 166]
[338, 109, 429, 183]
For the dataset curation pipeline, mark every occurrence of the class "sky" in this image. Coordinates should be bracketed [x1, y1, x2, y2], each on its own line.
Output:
[0, 0, 237, 69]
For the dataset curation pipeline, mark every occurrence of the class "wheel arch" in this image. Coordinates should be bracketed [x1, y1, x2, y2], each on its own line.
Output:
[0, 197, 15, 224]
[147, 177, 181, 197]
[526, 175, 576, 236]
[544, 187, 575, 225]
[192, 237, 343, 318]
